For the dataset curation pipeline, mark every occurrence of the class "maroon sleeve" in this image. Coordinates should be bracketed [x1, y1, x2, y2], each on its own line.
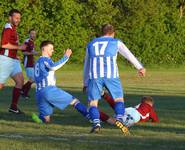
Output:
[150, 108, 160, 122]
[1, 28, 11, 45]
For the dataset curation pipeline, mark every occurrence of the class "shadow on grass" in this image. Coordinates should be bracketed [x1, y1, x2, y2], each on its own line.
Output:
[0, 86, 185, 132]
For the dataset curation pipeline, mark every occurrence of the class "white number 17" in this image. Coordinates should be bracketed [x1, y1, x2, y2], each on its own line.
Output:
[93, 41, 108, 56]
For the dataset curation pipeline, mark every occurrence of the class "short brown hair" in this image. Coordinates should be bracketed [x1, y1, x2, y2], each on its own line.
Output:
[29, 28, 36, 34]
[141, 96, 154, 104]
[101, 24, 115, 35]
[40, 40, 54, 50]
[9, 9, 21, 16]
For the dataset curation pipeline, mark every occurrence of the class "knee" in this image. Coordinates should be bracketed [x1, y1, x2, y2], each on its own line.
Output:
[114, 98, 124, 103]
[0, 84, 4, 90]
[89, 100, 98, 107]
[15, 80, 24, 88]
[44, 116, 51, 123]
[70, 98, 79, 106]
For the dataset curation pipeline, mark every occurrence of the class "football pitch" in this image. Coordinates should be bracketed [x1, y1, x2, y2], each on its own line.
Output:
[0, 66, 185, 150]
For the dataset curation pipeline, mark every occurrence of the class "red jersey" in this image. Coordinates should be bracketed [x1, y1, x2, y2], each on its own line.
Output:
[0, 23, 19, 59]
[136, 102, 159, 122]
[23, 38, 35, 67]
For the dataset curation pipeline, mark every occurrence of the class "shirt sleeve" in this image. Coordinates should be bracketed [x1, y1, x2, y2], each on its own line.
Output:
[118, 41, 143, 70]
[83, 47, 90, 87]
[22, 41, 29, 52]
[150, 107, 160, 122]
[44, 55, 69, 71]
[1, 28, 11, 45]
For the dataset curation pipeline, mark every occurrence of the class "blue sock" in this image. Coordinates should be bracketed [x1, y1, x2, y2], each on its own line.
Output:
[74, 102, 89, 118]
[114, 101, 125, 121]
[89, 106, 100, 126]
[39, 114, 46, 123]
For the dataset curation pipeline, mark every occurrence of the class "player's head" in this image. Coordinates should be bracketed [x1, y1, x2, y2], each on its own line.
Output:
[29, 29, 36, 40]
[40, 40, 54, 57]
[8, 9, 21, 26]
[101, 24, 115, 37]
[141, 96, 154, 106]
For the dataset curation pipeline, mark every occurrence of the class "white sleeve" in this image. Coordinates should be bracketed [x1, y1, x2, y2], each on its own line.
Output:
[118, 41, 143, 70]
[44, 55, 69, 71]
[83, 47, 90, 87]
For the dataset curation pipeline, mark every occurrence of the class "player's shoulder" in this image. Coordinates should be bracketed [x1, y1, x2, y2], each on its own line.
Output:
[3, 23, 12, 33]
[88, 37, 107, 46]
[4, 23, 12, 29]
[114, 38, 124, 44]
[37, 56, 50, 63]
[24, 38, 30, 43]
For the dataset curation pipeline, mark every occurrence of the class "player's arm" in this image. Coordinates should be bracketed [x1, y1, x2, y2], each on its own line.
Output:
[83, 47, 90, 91]
[150, 108, 160, 123]
[118, 41, 146, 76]
[1, 29, 26, 50]
[23, 50, 38, 56]
[22, 51, 33, 56]
[44, 49, 72, 71]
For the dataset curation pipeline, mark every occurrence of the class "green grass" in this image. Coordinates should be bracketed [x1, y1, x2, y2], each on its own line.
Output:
[0, 67, 185, 150]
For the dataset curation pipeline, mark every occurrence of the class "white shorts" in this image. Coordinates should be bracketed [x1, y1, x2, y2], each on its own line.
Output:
[122, 107, 141, 127]
[25, 67, 34, 81]
[0, 55, 22, 84]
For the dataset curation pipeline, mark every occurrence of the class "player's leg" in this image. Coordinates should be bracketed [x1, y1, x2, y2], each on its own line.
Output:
[22, 67, 34, 99]
[9, 60, 24, 114]
[105, 78, 130, 135]
[70, 98, 90, 120]
[87, 79, 103, 133]
[99, 110, 113, 123]
[33, 91, 54, 123]
[45, 87, 89, 119]
[103, 92, 115, 109]
[105, 78, 125, 121]
[0, 55, 13, 89]
[0, 84, 4, 89]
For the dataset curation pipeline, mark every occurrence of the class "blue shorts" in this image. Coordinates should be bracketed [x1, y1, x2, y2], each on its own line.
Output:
[0, 55, 22, 84]
[25, 67, 34, 81]
[36, 86, 74, 116]
[87, 78, 124, 101]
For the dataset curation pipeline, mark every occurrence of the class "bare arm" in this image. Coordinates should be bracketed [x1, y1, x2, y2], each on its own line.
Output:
[2, 43, 27, 50]
[23, 50, 39, 56]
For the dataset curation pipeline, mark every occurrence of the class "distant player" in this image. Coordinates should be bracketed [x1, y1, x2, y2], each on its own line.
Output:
[0, 9, 27, 114]
[83, 24, 146, 134]
[100, 93, 159, 127]
[33, 40, 90, 123]
[21, 29, 38, 99]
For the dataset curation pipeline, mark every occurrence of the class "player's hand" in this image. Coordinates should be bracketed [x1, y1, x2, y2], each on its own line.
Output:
[83, 86, 87, 93]
[65, 49, 72, 57]
[19, 44, 27, 50]
[32, 50, 39, 55]
[138, 68, 146, 77]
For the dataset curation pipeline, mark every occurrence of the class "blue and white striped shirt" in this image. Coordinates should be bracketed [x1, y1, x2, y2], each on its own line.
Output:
[83, 36, 143, 86]
[34, 55, 69, 91]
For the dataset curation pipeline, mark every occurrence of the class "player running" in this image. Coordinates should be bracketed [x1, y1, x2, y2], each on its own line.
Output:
[0, 9, 27, 114]
[83, 24, 146, 134]
[100, 93, 159, 127]
[21, 29, 38, 99]
[32, 40, 90, 123]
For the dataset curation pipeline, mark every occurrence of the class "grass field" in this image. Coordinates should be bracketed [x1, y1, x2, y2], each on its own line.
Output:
[0, 66, 185, 150]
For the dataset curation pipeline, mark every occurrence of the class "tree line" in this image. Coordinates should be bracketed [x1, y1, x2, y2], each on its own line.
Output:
[0, 0, 185, 65]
